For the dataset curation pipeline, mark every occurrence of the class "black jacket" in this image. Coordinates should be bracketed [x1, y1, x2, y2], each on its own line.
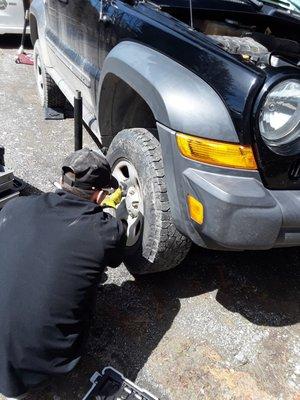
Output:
[0, 191, 124, 397]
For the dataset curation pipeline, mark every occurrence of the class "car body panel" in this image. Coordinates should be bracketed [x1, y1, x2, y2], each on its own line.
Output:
[0, 0, 27, 34]
[30, 0, 300, 250]
[35, 0, 269, 143]
[44, 0, 101, 113]
[98, 0, 266, 144]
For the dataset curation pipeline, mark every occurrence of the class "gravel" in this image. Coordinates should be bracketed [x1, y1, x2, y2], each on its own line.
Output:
[0, 35, 299, 400]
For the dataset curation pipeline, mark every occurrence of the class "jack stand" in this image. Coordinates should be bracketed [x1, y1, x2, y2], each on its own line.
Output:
[74, 90, 83, 151]
[15, 8, 34, 65]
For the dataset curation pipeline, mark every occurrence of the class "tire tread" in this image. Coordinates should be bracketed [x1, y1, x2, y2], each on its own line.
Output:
[34, 40, 66, 110]
[107, 128, 191, 274]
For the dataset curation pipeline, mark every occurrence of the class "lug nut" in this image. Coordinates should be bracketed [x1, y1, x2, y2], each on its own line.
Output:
[132, 201, 139, 209]
[128, 188, 135, 195]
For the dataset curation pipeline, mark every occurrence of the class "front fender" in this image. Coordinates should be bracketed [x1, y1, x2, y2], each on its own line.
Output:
[98, 41, 239, 143]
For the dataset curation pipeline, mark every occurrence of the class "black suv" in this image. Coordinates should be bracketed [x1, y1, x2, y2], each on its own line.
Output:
[30, 0, 300, 274]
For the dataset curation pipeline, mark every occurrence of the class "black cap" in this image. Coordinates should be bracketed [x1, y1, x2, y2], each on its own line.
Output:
[62, 148, 118, 191]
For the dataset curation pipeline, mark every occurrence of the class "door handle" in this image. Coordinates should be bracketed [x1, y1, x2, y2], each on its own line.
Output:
[58, 0, 68, 3]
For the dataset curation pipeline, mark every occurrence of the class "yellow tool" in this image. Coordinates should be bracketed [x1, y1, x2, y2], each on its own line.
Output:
[101, 187, 123, 209]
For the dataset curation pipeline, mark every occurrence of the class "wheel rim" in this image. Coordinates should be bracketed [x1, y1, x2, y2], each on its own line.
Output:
[112, 160, 144, 247]
[35, 53, 44, 102]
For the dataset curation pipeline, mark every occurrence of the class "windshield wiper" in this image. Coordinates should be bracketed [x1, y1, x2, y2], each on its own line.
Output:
[262, 0, 300, 13]
[244, 0, 264, 8]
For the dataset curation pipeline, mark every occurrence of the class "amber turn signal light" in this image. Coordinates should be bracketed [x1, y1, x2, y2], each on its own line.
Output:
[176, 133, 257, 170]
[187, 195, 204, 225]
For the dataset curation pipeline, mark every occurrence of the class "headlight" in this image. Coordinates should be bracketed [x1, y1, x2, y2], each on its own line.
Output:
[259, 79, 300, 156]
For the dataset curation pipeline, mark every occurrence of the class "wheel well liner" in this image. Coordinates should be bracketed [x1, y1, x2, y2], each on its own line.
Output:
[29, 14, 38, 45]
[99, 74, 156, 146]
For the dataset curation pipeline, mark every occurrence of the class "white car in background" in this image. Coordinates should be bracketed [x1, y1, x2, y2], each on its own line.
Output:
[0, 0, 27, 35]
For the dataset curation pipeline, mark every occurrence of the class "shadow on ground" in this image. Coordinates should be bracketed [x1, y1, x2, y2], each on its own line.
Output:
[154, 245, 300, 327]
[27, 245, 299, 399]
[94, 246, 300, 376]
[18, 179, 43, 196]
[0, 34, 32, 50]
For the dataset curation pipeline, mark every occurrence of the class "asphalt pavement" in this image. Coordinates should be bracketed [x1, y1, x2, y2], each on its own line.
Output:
[0, 35, 299, 400]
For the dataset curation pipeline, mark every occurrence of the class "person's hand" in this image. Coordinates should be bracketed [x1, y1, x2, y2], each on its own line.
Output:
[101, 187, 123, 209]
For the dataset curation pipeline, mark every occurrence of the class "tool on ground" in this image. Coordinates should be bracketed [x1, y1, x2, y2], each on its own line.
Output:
[0, 146, 22, 209]
[82, 367, 158, 400]
[15, 1, 33, 65]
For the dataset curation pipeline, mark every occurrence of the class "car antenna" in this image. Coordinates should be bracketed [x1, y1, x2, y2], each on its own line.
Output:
[189, 0, 194, 29]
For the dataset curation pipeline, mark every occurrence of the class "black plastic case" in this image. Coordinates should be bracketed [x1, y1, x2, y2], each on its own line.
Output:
[82, 367, 158, 400]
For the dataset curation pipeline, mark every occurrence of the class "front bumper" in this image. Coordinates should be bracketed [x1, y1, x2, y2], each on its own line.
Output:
[158, 123, 300, 250]
[184, 168, 300, 249]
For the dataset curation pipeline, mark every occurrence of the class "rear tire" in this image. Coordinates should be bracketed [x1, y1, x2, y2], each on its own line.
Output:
[34, 39, 66, 110]
[107, 128, 191, 275]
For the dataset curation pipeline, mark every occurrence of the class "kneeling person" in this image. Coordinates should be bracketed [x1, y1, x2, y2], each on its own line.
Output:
[0, 149, 125, 399]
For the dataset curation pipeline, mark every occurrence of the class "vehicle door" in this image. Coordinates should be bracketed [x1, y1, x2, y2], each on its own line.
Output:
[45, 0, 101, 113]
[61, 0, 139, 110]
[44, 0, 75, 100]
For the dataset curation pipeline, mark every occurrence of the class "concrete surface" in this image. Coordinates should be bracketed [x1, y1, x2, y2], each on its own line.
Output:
[0, 35, 299, 400]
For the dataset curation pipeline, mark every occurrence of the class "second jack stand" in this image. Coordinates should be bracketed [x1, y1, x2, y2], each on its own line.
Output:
[74, 90, 83, 151]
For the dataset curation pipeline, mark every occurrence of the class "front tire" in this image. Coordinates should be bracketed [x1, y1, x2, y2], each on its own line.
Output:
[107, 128, 191, 275]
[34, 39, 66, 110]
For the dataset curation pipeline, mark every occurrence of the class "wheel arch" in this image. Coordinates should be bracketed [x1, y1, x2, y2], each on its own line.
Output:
[98, 73, 157, 147]
[97, 41, 239, 146]
[29, 13, 38, 45]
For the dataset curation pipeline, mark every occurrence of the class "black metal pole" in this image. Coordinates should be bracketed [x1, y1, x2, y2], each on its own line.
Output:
[189, 0, 194, 29]
[0, 146, 5, 167]
[20, 10, 29, 49]
[74, 90, 83, 151]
